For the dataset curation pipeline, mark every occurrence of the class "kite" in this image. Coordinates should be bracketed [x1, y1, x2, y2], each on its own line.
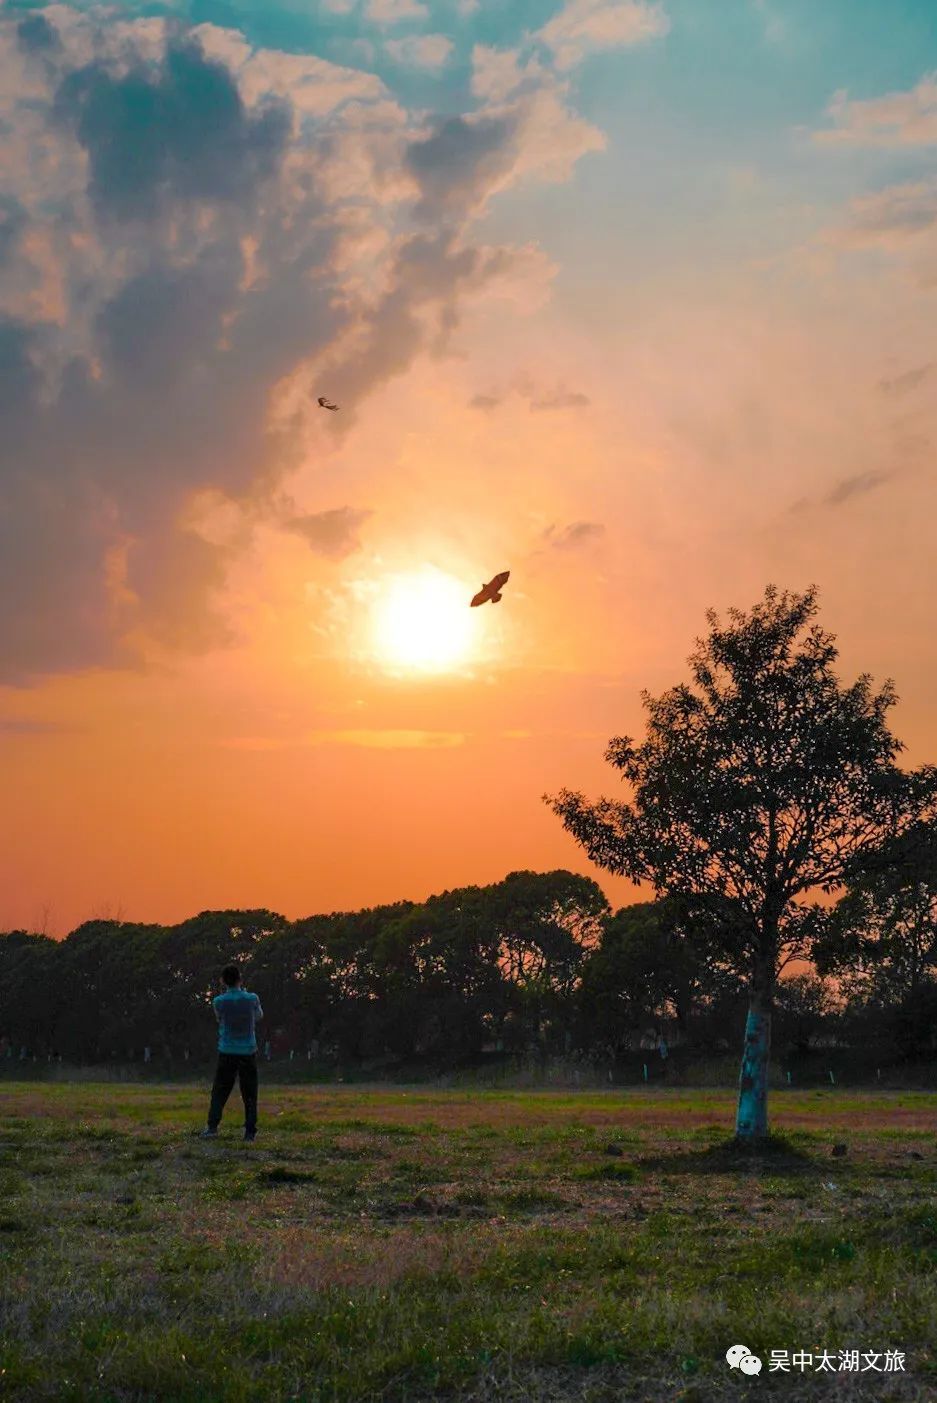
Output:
[317, 396, 339, 411]
[471, 571, 510, 607]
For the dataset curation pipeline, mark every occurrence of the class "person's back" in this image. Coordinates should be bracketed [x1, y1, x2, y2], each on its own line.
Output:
[202, 965, 263, 1141]
[213, 986, 262, 1055]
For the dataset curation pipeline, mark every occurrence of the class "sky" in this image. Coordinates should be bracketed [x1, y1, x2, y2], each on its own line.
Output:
[2, 0, 936, 935]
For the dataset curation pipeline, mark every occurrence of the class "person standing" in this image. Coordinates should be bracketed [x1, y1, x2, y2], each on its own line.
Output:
[201, 964, 263, 1142]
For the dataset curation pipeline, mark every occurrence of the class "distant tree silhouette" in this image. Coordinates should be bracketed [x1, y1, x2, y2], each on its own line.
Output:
[55, 921, 166, 1058]
[0, 931, 59, 1054]
[547, 585, 937, 1138]
[816, 819, 937, 1057]
[577, 897, 732, 1057]
[487, 870, 609, 1058]
[771, 972, 839, 1060]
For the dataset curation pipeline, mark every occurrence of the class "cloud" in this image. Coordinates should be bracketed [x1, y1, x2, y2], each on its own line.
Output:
[543, 520, 605, 548]
[816, 72, 937, 148]
[406, 113, 516, 221]
[832, 180, 937, 247]
[879, 363, 932, 396]
[751, 0, 786, 45]
[468, 375, 590, 412]
[54, 39, 291, 221]
[386, 35, 454, 71]
[537, 0, 670, 71]
[823, 179, 937, 285]
[409, 57, 606, 223]
[530, 387, 590, 411]
[282, 506, 373, 557]
[788, 468, 896, 516]
[365, 0, 429, 25]
[824, 470, 893, 507]
[0, 6, 610, 683]
[0, 197, 26, 267]
[0, 716, 69, 734]
[222, 44, 387, 117]
[471, 45, 548, 103]
[221, 729, 466, 750]
[16, 11, 59, 54]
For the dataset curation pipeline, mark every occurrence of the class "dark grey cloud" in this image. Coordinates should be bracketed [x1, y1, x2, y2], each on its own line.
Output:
[879, 363, 932, 396]
[283, 507, 373, 558]
[16, 12, 58, 54]
[543, 521, 605, 550]
[0, 316, 42, 416]
[406, 113, 515, 222]
[789, 465, 901, 517]
[824, 469, 893, 506]
[95, 254, 236, 392]
[0, 717, 70, 734]
[530, 388, 590, 411]
[469, 378, 590, 413]
[330, 231, 534, 408]
[0, 24, 340, 681]
[0, 198, 26, 267]
[55, 41, 290, 221]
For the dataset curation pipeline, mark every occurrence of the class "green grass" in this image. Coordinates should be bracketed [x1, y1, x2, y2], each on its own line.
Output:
[1, 1085, 936, 1400]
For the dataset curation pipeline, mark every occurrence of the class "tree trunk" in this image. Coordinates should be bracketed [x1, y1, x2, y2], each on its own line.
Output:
[735, 970, 772, 1140]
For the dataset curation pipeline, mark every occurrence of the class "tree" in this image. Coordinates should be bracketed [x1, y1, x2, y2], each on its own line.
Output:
[578, 897, 737, 1057]
[815, 820, 937, 1057]
[546, 586, 936, 1139]
[0, 931, 59, 1054]
[54, 920, 165, 1059]
[487, 870, 609, 1057]
[247, 923, 337, 1052]
[772, 973, 839, 1059]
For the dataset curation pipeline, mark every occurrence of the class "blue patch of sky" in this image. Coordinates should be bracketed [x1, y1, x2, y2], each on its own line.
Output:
[475, 0, 937, 307]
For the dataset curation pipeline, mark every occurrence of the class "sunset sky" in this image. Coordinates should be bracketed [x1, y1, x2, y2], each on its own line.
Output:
[2, 0, 936, 935]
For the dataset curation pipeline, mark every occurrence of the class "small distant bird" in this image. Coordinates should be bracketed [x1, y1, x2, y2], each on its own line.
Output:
[317, 396, 339, 412]
[471, 570, 510, 608]
[831, 1143, 848, 1158]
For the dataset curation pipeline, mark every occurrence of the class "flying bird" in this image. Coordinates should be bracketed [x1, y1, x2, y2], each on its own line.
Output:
[471, 570, 510, 608]
[317, 396, 339, 411]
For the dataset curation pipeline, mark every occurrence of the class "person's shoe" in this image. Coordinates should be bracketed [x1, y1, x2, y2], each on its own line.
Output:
[244, 1130, 256, 1143]
[200, 1127, 218, 1138]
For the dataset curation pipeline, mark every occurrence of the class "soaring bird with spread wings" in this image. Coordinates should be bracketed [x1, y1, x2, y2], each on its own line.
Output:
[317, 396, 339, 411]
[471, 571, 510, 607]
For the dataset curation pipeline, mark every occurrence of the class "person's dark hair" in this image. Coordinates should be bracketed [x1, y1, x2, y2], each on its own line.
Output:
[222, 964, 241, 987]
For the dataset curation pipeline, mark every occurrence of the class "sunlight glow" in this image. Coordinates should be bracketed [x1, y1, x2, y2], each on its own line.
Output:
[371, 567, 477, 674]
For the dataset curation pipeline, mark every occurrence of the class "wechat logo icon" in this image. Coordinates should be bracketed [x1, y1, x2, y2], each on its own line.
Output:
[726, 1344, 762, 1376]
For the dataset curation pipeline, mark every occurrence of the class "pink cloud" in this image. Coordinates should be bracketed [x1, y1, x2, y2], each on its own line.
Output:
[538, 0, 670, 71]
[816, 72, 937, 148]
[386, 35, 454, 71]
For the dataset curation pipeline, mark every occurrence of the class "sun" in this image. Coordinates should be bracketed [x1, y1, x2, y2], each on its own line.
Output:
[371, 567, 477, 673]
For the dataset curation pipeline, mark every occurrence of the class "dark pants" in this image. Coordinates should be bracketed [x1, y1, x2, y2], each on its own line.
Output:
[208, 1053, 258, 1133]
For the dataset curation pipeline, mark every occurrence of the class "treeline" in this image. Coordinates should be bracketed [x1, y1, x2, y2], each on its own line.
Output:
[2, 864, 935, 1067]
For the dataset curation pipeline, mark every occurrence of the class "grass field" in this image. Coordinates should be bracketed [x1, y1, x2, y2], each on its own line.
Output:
[1, 1083, 935, 1402]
